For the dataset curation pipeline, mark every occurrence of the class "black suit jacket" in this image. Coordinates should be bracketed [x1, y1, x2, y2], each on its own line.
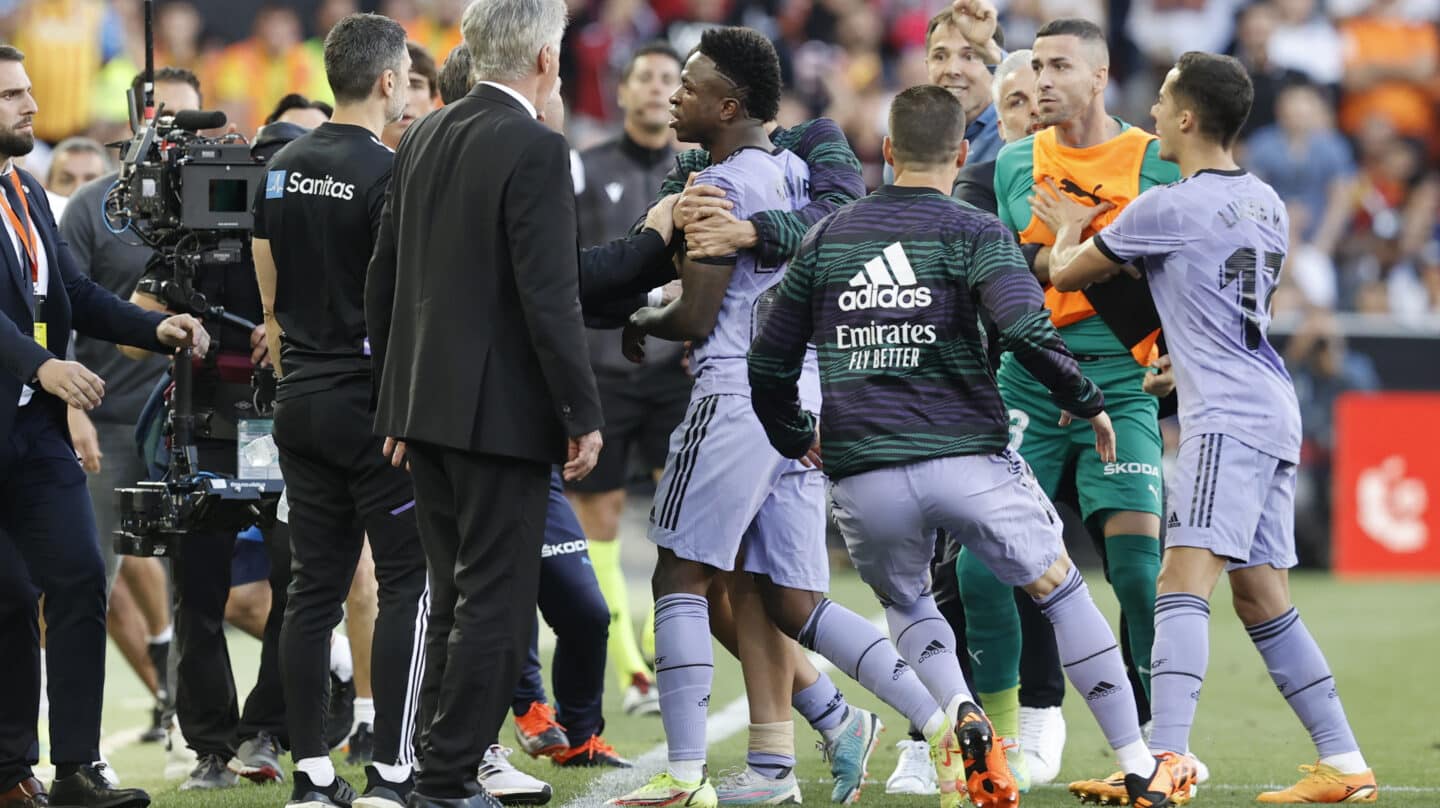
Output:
[0, 166, 166, 439]
[952, 159, 997, 214]
[366, 84, 603, 464]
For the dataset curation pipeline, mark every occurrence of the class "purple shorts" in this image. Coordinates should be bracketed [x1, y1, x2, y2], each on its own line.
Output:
[829, 451, 1062, 605]
[1164, 433, 1298, 570]
[647, 393, 829, 593]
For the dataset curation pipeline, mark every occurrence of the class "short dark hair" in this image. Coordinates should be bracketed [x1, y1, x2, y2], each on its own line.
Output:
[408, 41, 438, 99]
[264, 93, 334, 125]
[696, 27, 782, 124]
[1170, 51, 1253, 148]
[1034, 17, 1108, 66]
[324, 12, 408, 104]
[1034, 17, 1106, 43]
[0, 46, 23, 63]
[437, 44, 474, 105]
[925, 10, 1005, 52]
[889, 84, 966, 166]
[621, 41, 682, 83]
[130, 67, 204, 109]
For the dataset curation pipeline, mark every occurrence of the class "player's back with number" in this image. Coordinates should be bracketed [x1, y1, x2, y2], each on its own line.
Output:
[1095, 171, 1299, 462]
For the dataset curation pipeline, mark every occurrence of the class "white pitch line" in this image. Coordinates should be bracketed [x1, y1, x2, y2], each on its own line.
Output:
[560, 613, 889, 808]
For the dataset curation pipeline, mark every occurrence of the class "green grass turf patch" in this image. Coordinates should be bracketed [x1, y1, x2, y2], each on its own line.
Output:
[94, 570, 1440, 806]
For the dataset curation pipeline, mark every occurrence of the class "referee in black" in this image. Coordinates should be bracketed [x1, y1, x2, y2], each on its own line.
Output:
[252, 13, 426, 808]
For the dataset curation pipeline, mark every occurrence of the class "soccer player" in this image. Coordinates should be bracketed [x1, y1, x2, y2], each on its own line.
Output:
[747, 83, 1197, 808]
[963, 19, 1180, 789]
[608, 29, 938, 808]
[644, 58, 885, 808]
[1038, 51, 1378, 806]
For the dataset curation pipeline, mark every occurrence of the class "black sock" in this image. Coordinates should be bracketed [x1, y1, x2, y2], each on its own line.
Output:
[55, 764, 81, 780]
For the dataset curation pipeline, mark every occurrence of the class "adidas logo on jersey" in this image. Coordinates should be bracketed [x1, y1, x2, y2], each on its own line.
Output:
[1085, 680, 1121, 701]
[1168, 512, 1181, 529]
[891, 660, 910, 681]
[918, 640, 950, 663]
[839, 242, 932, 312]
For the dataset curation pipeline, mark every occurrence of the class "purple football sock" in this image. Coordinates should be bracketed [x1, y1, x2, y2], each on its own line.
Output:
[792, 670, 849, 733]
[1147, 592, 1212, 754]
[1035, 566, 1143, 750]
[1247, 607, 1361, 758]
[799, 599, 939, 733]
[886, 594, 973, 711]
[654, 593, 713, 766]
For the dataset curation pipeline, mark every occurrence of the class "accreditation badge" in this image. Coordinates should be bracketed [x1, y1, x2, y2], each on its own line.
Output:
[32, 292, 46, 349]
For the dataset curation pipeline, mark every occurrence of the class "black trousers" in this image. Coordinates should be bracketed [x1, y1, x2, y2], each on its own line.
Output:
[512, 469, 609, 743]
[408, 444, 548, 798]
[274, 383, 428, 765]
[0, 405, 107, 787]
[171, 438, 289, 757]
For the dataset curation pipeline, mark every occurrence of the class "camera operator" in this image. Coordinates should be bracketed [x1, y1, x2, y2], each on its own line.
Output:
[251, 14, 426, 806]
[60, 68, 203, 750]
[0, 45, 206, 808]
[115, 92, 294, 792]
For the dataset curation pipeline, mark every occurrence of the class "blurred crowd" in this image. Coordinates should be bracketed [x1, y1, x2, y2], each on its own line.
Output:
[4, 0, 1440, 319]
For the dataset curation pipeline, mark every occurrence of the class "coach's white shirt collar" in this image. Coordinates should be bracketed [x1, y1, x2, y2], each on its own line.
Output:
[478, 81, 537, 119]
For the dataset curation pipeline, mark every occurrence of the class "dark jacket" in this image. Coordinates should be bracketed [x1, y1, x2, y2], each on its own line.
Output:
[0, 166, 166, 439]
[365, 84, 603, 463]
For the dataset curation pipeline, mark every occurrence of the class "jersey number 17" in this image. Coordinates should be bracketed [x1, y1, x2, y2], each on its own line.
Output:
[1221, 248, 1284, 351]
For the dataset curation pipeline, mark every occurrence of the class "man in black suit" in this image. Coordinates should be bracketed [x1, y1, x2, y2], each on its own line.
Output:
[364, 0, 603, 803]
[0, 46, 208, 808]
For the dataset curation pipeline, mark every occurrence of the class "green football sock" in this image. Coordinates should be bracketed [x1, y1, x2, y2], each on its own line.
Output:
[956, 547, 1021, 695]
[1104, 533, 1161, 698]
[979, 685, 1021, 740]
[587, 538, 652, 688]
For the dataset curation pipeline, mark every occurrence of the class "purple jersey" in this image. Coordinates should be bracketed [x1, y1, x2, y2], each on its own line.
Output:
[690, 146, 818, 405]
[1093, 169, 1301, 462]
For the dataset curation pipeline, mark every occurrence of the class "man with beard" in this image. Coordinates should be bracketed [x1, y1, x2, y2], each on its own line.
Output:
[0, 44, 207, 808]
[381, 41, 438, 149]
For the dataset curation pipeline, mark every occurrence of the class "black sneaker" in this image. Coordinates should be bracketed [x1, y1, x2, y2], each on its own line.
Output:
[326, 674, 356, 750]
[286, 772, 358, 808]
[180, 755, 238, 791]
[346, 723, 375, 766]
[353, 765, 414, 808]
[48, 764, 150, 808]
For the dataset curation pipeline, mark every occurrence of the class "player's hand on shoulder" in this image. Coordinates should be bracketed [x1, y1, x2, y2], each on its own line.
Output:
[1143, 355, 1175, 398]
[674, 182, 733, 231]
[1029, 177, 1114, 234]
[645, 193, 681, 244]
[685, 210, 757, 259]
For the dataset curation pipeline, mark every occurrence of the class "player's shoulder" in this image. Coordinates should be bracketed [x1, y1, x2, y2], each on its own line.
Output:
[994, 135, 1037, 187]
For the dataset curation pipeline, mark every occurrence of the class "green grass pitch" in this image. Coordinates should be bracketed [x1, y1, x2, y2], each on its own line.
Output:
[93, 570, 1440, 807]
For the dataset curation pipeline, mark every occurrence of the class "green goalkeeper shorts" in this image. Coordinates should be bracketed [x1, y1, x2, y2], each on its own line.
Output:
[997, 353, 1163, 521]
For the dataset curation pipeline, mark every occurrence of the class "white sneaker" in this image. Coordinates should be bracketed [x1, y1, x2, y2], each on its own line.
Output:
[621, 674, 661, 716]
[478, 745, 552, 804]
[714, 767, 802, 804]
[1019, 706, 1065, 785]
[1192, 753, 1210, 784]
[884, 739, 937, 796]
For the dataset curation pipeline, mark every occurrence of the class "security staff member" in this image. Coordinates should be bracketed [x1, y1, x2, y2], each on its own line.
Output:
[0, 44, 204, 808]
[252, 14, 427, 808]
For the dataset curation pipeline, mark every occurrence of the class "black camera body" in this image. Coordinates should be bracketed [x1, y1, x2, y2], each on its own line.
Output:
[108, 86, 280, 557]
